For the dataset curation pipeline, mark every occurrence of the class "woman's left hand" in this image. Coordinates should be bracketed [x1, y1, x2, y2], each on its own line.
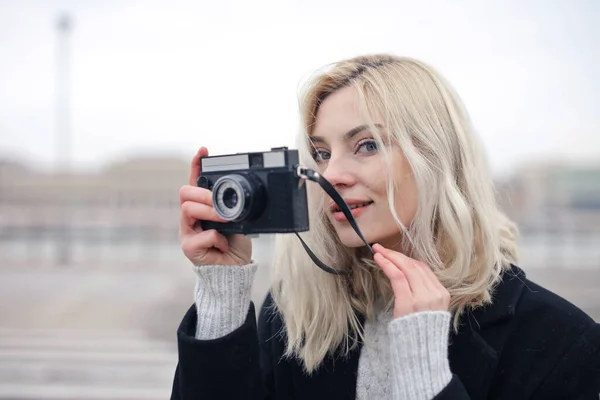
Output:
[372, 243, 450, 319]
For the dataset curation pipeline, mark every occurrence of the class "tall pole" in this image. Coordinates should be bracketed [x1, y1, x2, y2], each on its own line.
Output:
[55, 13, 72, 266]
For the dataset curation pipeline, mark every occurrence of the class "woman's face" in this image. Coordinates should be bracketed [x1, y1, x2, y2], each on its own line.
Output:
[311, 86, 418, 251]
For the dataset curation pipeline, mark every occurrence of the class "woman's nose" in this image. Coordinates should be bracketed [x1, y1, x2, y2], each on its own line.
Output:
[322, 158, 355, 188]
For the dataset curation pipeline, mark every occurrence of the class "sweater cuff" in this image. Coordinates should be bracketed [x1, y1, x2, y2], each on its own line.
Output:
[192, 263, 258, 340]
[388, 311, 453, 400]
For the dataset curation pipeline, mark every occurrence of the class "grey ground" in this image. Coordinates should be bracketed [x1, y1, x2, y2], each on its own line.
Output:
[0, 240, 598, 399]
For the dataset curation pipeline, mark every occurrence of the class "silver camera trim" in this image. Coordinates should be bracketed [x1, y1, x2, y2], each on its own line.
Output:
[201, 150, 286, 172]
[212, 175, 249, 221]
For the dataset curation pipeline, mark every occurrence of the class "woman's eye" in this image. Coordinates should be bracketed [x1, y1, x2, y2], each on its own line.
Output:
[312, 149, 331, 163]
[356, 139, 379, 154]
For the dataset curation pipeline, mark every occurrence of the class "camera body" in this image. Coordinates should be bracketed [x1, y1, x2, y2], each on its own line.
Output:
[197, 147, 309, 235]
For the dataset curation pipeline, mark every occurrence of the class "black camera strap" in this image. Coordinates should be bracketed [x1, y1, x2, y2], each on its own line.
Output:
[295, 166, 375, 275]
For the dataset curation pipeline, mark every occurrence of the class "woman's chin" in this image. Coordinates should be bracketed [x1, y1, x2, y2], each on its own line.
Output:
[335, 230, 374, 248]
[340, 238, 367, 248]
[334, 225, 403, 250]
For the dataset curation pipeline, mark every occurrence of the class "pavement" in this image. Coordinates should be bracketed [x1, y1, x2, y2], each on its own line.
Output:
[0, 327, 176, 400]
[0, 239, 598, 399]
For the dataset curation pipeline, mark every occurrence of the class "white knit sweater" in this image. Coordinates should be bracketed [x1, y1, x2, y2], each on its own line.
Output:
[193, 263, 452, 400]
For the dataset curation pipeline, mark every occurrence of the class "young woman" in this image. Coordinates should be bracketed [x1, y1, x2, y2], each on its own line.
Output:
[172, 54, 600, 399]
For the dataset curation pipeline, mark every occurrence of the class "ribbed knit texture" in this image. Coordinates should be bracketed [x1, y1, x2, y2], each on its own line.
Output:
[192, 264, 453, 399]
[356, 309, 394, 399]
[192, 263, 258, 340]
[388, 311, 453, 399]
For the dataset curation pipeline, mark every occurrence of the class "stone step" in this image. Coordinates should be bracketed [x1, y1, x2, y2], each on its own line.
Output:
[0, 328, 176, 399]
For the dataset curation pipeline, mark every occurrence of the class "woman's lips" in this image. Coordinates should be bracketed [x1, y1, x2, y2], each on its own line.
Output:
[332, 202, 373, 222]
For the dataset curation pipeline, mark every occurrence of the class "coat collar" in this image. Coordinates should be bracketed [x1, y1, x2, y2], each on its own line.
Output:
[448, 265, 527, 398]
[289, 347, 361, 400]
[468, 265, 527, 329]
[292, 265, 527, 399]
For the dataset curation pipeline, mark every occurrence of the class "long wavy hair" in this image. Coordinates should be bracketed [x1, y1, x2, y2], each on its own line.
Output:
[270, 54, 519, 373]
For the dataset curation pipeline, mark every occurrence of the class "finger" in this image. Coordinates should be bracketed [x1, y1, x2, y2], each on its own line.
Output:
[414, 261, 438, 293]
[179, 207, 209, 236]
[180, 201, 226, 235]
[179, 209, 197, 236]
[415, 261, 446, 294]
[420, 264, 451, 307]
[420, 262, 445, 291]
[372, 244, 425, 294]
[372, 243, 412, 265]
[412, 261, 450, 309]
[374, 253, 411, 296]
[181, 201, 226, 223]
[182, 229, 229, 255]
[188, 147, 209, 186]
[179, 185, 214, 206]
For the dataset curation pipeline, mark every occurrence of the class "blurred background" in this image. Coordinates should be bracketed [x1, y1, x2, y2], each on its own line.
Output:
[0, 0, 599, 398]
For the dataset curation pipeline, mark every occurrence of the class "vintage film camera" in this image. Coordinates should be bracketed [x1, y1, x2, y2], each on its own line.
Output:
[197, 147, 309, 235]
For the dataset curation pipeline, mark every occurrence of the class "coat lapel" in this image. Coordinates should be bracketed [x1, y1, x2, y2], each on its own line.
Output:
[289, 313, 366, 400]
[448, 316, 499, 398]
[287, 266, 527, 400]
[448, 265, 527, 398]
[289, 342, 363, 400]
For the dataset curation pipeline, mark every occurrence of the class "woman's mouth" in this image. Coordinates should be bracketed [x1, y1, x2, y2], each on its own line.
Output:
[332, 201, 374, 222]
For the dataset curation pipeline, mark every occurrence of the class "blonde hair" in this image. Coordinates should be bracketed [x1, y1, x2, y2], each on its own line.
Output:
[270, 54, 519, 373]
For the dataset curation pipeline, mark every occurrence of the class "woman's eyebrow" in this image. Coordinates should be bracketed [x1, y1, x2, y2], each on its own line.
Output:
[311, 123, 384, 144]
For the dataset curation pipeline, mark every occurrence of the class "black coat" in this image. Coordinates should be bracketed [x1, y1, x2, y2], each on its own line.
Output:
[171, 266, 600, 399]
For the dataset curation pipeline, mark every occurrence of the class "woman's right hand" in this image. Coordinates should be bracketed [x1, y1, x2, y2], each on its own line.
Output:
[179, 147, 252, 266]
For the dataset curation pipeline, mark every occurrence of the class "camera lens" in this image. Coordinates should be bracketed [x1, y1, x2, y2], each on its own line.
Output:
[212, 173, 265, 222]
[222, 188, 238, 209]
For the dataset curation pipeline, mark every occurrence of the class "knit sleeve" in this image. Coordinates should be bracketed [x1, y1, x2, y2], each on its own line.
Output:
[192, 263, 258, 340]
[388, 311, 453, 400]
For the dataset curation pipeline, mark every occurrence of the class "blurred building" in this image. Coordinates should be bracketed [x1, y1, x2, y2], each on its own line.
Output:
[1, 156, 599, 268]
[496, 162, 600, 269]
[2, 157, 597, 400]
[497, 163, 600, 234]
[0, 157, 189, 267]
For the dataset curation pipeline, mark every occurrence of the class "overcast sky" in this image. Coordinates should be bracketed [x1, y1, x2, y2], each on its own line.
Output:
[0, 0, 598, 176]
